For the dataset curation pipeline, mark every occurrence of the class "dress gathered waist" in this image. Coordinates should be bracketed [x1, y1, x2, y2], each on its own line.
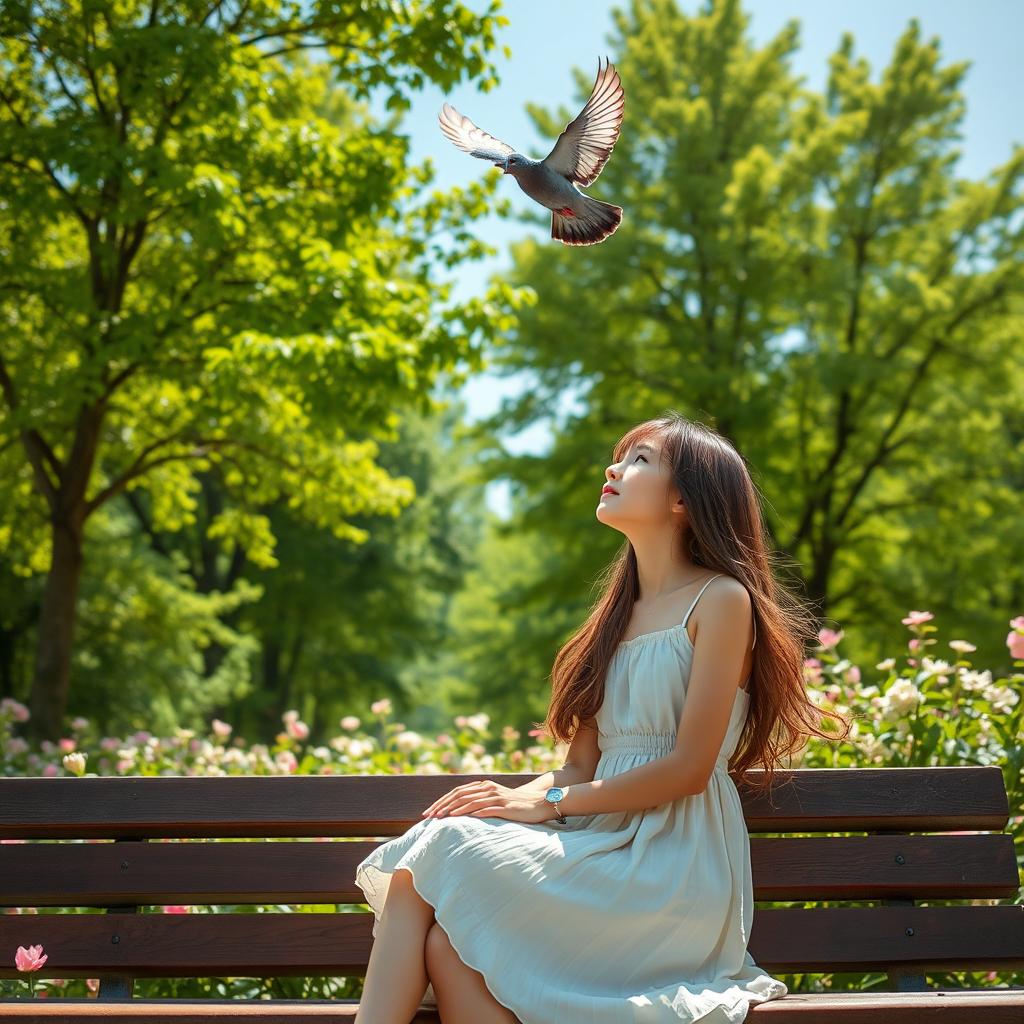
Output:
[600, 731, 677, 755]
[599, 731, 732, 771]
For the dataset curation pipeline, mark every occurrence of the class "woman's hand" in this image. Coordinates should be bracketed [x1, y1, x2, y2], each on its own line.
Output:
[420, 780, 555, 825]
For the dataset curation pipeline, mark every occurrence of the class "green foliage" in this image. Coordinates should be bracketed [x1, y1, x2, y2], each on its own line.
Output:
[465, 0, 1024, 708]
[0, 0, 531, 734]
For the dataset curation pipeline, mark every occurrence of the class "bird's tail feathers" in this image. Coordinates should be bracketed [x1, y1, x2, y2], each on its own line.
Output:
[551, 194, 622, 246]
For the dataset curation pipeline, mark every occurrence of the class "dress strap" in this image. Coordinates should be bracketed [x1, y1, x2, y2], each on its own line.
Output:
[681, 573, 724, 628]
[681, 573, 757, 651]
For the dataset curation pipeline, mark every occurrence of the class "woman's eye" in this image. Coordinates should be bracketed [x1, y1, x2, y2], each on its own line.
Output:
[634, 454, 647, 463]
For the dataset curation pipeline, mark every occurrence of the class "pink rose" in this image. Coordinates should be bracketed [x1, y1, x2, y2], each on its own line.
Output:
[15, 944, 47, 971]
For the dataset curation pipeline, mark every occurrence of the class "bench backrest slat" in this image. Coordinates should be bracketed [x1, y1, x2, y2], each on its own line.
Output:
[1, 906, 1022, 980]
[0, 767, 1010, 838]
[1, 833, 1018, 907]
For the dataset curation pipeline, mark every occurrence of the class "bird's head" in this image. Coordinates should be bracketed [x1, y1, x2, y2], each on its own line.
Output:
[500, 154, 523, 175]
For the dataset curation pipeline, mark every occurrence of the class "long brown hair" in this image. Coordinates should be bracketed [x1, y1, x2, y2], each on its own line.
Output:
[536, 411, 850, 798]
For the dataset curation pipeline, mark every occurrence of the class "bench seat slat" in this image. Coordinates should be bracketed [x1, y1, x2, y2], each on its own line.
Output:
[1, 906, 1021, 978]
[2, 990, 1024, 1022]
[1, 834, 1018, 907]
[0, 767, 1009, 839]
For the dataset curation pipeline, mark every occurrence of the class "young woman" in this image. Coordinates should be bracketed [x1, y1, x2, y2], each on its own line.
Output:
[354, 412, 848, 1023]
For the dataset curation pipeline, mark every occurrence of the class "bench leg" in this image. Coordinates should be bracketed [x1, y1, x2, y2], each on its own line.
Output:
[425, 921, 521, 1024]
[355, 868, 436, 1024]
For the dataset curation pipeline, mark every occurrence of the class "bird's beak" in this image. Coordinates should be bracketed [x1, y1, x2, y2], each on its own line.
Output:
[502, 158, 509, 174]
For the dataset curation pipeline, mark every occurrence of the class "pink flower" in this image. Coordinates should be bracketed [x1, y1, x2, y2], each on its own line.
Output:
[1, 698, 30, 722]
[161, 906, 190, 914]
[1006, 627, 1024, 661]
[802, 658, 823, 684]
[15, 944, 47, 972]
[211, 719, 232, 740]
[285, 719, 309, 741]
[57, 738, 76, 753]
[901, 610, 934, 626]
[817, 628, 843, 649]
[908, 638, 920, 651]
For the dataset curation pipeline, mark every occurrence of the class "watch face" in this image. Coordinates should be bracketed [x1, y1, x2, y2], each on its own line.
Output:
[545, 786, 565, 802]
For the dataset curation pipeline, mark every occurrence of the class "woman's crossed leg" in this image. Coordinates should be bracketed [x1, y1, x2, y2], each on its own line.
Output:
[355, 868, 519, 1024]
[425, 917, 521, 1024]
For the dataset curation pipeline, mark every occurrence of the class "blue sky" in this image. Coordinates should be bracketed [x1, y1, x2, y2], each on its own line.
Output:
[370, 0, 1023, 517]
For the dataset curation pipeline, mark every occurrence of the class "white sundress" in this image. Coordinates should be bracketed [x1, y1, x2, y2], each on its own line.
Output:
[354, 573, 790, 1023]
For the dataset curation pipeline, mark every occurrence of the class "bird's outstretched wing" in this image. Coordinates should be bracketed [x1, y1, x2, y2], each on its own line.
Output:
[541, 56, 624, 186]
[438, 102, 517, 165]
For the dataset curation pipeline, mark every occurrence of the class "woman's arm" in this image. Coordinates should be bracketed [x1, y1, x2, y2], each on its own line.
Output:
[515, 716, 601, 795]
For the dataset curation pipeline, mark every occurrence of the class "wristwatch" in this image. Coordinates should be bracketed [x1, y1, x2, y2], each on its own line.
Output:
[544, 785, 568, 824]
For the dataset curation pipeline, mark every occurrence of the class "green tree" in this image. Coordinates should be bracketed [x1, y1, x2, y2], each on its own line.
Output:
[0, 0, 528, 739]
[470, 0, 1024, 682]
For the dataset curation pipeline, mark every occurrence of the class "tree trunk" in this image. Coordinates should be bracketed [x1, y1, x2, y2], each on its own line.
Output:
[28, 515, 85, 741]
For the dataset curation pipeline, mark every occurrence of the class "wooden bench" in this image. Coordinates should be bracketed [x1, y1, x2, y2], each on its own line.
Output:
[1, 767, 1022, 1021]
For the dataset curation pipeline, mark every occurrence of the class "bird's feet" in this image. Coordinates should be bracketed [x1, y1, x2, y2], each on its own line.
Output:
[555, 206, 576, 217]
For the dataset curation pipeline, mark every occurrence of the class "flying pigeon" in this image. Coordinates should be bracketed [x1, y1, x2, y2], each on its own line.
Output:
[438, 56, 625, 246]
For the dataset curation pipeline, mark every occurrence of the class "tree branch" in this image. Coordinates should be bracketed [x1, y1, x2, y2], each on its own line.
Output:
[0, 352, 61, 503]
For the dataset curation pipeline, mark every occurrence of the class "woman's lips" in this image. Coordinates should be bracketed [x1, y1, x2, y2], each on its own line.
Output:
[601, 487, 618, 496]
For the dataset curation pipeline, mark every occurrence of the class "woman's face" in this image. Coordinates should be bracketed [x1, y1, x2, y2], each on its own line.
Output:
[597, 434, 679, 529]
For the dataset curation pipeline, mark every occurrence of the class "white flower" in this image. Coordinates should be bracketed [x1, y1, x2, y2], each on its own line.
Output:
[465, 713, 491, 733]
[875, 658, 896, 672]
[62, 751, 87, 775]
[394, 730, 424, 754]
[920, 657, 952, 678]
[879, 679, 924, 721]
[370, 699, 392, 716]
[949, 640, 976, 654]
[340, 716, 360, 731]
[855, 734, 886, 762]
[983, 685, 1019, 713]
[416, 761, 443, 775]
[959, 668, 992, 692]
